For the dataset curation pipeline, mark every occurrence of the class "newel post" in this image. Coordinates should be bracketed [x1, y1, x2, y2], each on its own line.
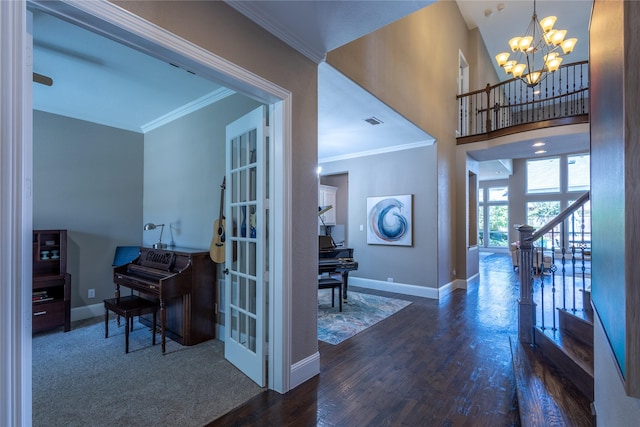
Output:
[517, 225, 536, 344]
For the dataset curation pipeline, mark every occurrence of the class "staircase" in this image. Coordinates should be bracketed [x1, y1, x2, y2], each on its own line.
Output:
[511, 192, 595, 426]
[536, 297, 594, 400]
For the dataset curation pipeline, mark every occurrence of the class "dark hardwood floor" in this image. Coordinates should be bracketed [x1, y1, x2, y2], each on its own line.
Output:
[208, 253, 586, 426]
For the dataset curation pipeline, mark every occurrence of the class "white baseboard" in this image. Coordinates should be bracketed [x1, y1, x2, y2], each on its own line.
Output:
[71, 302, 104, 321]
[349, 277, 468, 300]
[289, 351, 320, 389]
[465, 273, 479, 285]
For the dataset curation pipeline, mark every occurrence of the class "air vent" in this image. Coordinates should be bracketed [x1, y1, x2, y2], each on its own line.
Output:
[364, 116, 383, 125]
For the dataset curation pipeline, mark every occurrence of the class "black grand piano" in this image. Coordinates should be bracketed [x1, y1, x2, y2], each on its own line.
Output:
[113, 247, 216, 353]
[319, 236, 358, 302]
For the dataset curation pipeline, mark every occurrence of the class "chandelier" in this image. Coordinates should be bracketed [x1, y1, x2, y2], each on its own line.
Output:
[494, 0, 577, 87]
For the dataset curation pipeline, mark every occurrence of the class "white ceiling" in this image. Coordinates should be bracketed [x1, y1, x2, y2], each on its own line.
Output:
[456, 0, 591, 81]
[32, 0, 592, 175]
[225, 0, 435, 63]
[32, 11, 226, 133]
[318, 62, 434, 162]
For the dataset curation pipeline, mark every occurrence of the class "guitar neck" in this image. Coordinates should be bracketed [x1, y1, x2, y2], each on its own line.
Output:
[219, 176, 226, 219]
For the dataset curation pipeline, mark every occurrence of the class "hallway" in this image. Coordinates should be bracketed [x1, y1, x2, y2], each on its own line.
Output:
[211, 254, 523, 426]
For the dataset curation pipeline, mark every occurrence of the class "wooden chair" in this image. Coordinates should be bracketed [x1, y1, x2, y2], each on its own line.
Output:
[104, 295, 157, 353]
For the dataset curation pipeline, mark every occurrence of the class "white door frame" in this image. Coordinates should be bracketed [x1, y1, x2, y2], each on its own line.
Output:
[1, 1, 293, 423]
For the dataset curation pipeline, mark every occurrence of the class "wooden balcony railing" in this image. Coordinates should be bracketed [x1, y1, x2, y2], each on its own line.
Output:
[456, 61, 589, 143]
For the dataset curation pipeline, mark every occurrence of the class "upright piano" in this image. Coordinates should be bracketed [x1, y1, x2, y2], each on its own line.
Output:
[319, 237, 358, 302]
[113, 247, 216, 353]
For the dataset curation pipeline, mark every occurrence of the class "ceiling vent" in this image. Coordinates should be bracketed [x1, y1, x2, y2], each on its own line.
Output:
[364, 116, 383, 125]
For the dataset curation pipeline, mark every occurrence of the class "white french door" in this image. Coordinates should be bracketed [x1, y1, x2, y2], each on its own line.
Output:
[224, 106, 268, 387]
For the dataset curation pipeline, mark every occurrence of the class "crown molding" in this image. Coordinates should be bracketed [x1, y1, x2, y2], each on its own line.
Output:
[141, 88, 235, 133]
[225, 1, 325, 64]
[319, 139, 435, 164]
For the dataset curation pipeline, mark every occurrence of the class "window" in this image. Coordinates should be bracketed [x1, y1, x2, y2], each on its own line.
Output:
[527, 201, 561, 228]
[568, 154, 590, 192]
[478, 205, 484, 246]
[568, 200, 591, 250]
[488, 186, 508, 202]
[479, 184, 509, 249]
[527, 201, 561, 249]
[527, 157, 560, 194]
[488, 205, 509, 247]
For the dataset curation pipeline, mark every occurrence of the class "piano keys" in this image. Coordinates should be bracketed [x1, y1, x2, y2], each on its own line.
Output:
[319, 243, 358, 302]
[113, 247, 216, 353]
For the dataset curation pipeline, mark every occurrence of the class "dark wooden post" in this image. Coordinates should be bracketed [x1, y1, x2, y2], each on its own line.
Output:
[518, 225, 536, 344]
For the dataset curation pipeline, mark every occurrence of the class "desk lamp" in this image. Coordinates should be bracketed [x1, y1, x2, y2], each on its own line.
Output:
[143, 223, 167, 249]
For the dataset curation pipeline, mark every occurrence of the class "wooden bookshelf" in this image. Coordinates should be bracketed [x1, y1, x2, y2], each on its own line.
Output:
[32, 229, 71, 333]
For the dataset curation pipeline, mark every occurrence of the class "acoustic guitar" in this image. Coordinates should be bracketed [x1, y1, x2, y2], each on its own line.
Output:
[209, 177, 226, 263]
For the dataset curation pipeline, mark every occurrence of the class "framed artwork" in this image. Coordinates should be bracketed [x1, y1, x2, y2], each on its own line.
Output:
[367, 194, 413, 246]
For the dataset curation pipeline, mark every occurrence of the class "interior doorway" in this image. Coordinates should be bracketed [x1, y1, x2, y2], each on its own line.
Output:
[3, 0, 293, 422]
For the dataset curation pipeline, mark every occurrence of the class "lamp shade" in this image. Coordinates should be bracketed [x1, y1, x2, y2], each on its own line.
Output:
[512, 63, 527, 78]
[539, 16, 557, 33]
[549, 29, 567, 46]
[526, 71, 542, 85]
[503, 60, 517, 74]
[495, 52, 511, 66]
[509, 37, 521, 52]
[546, 57, 563, 72]
[561, 38, 577, 54]
[518, 36, 533, 52]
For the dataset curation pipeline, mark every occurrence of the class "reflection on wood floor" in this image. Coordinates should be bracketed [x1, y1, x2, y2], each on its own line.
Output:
[208, 253, 590, 426]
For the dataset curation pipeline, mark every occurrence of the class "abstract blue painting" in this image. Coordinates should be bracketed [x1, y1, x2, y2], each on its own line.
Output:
[366, 194, 413, 246]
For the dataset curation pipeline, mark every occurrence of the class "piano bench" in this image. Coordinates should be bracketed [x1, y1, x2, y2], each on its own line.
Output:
[318, 278, 343, 312]
[104, 295, 157, 354]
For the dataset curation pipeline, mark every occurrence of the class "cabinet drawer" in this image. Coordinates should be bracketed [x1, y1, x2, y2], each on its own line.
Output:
[32, 301, 65, 332]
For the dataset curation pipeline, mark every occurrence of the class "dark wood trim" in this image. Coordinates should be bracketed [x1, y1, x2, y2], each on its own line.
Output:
[455, 60, 589, 101]
[457, 114, 589, 145]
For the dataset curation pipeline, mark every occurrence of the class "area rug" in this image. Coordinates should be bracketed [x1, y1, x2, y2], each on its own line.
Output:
[318, 290, 412, 345]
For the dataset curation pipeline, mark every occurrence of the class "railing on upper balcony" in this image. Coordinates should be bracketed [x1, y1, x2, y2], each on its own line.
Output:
[456, 61, 589, 141]
[516, 191, 591, 345]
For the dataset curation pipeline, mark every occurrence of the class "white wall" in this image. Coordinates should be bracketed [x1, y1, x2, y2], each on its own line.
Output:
[143, 94, 261, 249]
[33, 110, 144, 307]
[594, 313, 640, 424]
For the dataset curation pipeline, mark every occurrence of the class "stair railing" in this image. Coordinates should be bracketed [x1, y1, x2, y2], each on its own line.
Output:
[517, 191, 591, 345]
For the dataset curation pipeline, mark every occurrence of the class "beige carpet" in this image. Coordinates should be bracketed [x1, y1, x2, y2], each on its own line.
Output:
[32, 316, 263, 427]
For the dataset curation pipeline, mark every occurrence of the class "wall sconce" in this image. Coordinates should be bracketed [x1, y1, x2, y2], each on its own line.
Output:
[143, 223, 167, 249]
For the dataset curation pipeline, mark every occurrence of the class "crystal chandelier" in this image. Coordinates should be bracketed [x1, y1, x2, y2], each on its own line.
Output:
[494, 0, 578, 87]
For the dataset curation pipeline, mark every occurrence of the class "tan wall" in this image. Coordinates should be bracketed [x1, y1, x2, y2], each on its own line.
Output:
[468, 28, 500, 91]
[320, 147, 439, 288]
[327, 1, 494, 285]
[113, 0, 319, 365]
